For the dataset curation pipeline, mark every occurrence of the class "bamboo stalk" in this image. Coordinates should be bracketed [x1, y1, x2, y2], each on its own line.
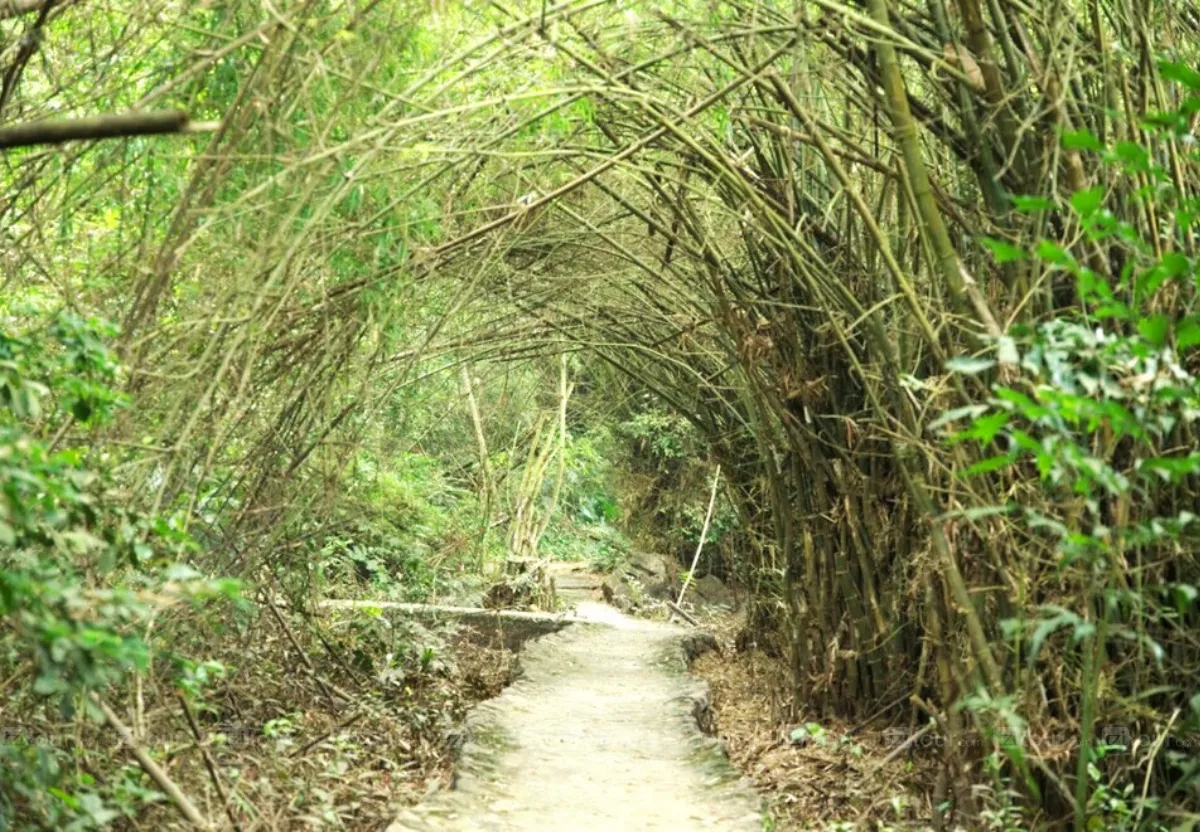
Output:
[462, 364, 494, 571]
[864, 0, 970, 313]
[0, 110, 210, 149]
[677, 464, 721, 606]
[93, 695, 213, 830]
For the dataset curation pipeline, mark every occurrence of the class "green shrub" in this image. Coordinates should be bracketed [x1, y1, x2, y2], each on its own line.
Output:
[0, 312, 237, 829]
[942, 68, 1200, 829]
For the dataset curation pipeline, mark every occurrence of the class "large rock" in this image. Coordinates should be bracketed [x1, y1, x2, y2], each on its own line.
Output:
[690, 574, 734, 608]
[622, 552, 676, 600]
[600, 577, 636, 612]
[628, 552, 671, 582]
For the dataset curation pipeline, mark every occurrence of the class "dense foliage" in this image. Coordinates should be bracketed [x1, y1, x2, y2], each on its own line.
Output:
[2, 0, 1199, 828]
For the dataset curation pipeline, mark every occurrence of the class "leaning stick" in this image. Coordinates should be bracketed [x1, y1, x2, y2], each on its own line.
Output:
[665, 600, 699, 627]
[676, 464, 721, 607]
[0, 110, 214, 149]
[92, 694, 213, 829]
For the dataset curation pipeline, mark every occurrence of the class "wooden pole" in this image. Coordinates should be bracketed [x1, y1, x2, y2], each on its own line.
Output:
[0, 110, 211, 149]
[676, 464, 721, 607]
[92, 694, 213, 830]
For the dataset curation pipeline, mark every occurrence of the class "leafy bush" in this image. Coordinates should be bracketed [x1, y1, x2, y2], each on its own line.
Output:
[617, 407, 698, 464]
[313, 451, 489, 600]
[0, 312, 237, 829]
[941, 68, 1200, 828]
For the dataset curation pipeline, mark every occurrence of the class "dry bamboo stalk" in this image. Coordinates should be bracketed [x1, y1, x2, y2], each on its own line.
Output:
[462, 364, 494, 570]
[676, 464, 721, 607]
[92, 695, 213, 830]
[533, 354, 573, 551]
[0, 110, 210, 149]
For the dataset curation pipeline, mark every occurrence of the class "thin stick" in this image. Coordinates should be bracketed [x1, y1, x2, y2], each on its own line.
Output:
[677, 464, 721, 606]
[665, 599, 699, 626]
[290, 710, 367, 758]
[263, 591, 347, 708]
[1134, 709, 1180, 827]
[461, 364, 494, 571]
[92, 694, 213, 830]
[175, 691, 245, 832]
[863, 721, 934, 781]
[0, 110, 202, 149]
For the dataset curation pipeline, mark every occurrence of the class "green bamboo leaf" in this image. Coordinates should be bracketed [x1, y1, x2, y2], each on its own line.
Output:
[1027, 607, 1080, 667]
[1070, 187, 1105, 218]
[961, 411, 1010, 443]
[1012, 195, 1055, 213]
[961, 455, 1016, 476]
[981, 237, 1025, 264]
[1160, 62, 1200, 91]
[928, 404, 989, 431]
[1062, 129, 1103, 151]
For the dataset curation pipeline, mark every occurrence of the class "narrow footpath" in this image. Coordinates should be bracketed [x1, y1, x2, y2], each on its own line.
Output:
[387, 565, 763, 831]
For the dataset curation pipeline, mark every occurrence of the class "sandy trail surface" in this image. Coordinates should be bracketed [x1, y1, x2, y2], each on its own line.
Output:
[387, 564, 762, 831]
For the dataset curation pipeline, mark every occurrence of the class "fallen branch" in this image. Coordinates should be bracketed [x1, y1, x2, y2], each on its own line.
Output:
[665, 600, 699, 627]
[263, 590, 347, 708]
[92, 694, 213, 830]
[0, 110, 214, 149]
[290, 710, 367, 758]
[175, 691, 244, 832]
[863, 721, 933, 782]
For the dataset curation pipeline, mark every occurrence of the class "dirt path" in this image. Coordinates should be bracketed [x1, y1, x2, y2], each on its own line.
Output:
[387, 565, 763, 831]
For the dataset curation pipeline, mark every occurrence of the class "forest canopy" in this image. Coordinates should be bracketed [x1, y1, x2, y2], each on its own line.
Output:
[2, 0, 1200, 829]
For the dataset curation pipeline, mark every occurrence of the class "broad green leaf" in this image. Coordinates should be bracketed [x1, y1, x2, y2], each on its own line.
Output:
[1036, 240, 1075, 267]
[1137, 314, 1169, 347]
[981, 237, 1025, 264]
[1161, 252, 1191, 277]
[1160, 62, 1200, 91]
[1113, 141, 1151, 172]
[1012, 195, 1055, 213]
[1070, 187, 1105, 218]
[1062, 129, 1103, 151]
[1177, 318, 1200, 350]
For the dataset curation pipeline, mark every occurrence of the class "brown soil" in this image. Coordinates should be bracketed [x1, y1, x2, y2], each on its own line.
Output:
[93, 605, 519, 830]
[691, 620, 938, 830]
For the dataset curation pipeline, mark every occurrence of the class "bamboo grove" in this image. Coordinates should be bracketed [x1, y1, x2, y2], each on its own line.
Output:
[3, 0, 1200, 828]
